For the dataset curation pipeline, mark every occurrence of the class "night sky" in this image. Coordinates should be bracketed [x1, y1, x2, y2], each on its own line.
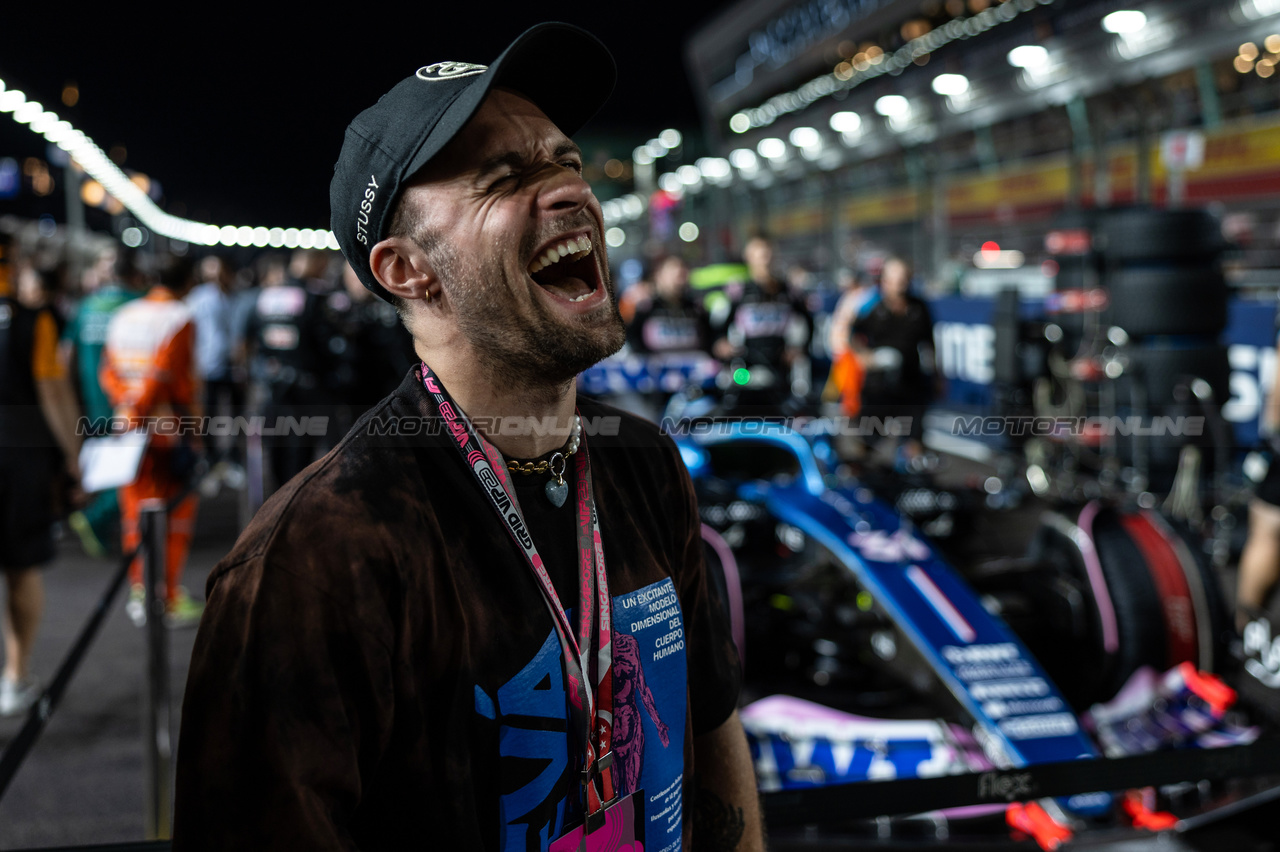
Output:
[0, 3, 732, 231]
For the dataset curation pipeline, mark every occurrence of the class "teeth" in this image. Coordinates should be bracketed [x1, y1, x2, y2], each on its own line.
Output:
[528, 235, 593, 276]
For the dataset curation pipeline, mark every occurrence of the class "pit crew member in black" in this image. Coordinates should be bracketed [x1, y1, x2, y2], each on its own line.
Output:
[714, 235, 811, 409]
[626, 255, 715, 419]
[628, 256, 712, 356]
[173, 24, 763, 852]
[246, 248, 335, 492]
[325, 261, 418, 439]
[853, 256, 936, 459]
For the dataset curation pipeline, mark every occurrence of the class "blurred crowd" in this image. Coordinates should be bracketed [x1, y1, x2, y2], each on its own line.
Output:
[0, 226, 937, 714]
[615, 234, 939, 465]
[39, 244, 415, 520]
[3, 227, 942, 538]
[0, 232, 418, 713]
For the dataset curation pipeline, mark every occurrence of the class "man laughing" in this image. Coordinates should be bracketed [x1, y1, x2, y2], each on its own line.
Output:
[174, 23, 763, 852]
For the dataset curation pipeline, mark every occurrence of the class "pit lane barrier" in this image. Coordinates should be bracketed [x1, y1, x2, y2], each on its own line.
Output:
[0, 493, 189, 841]
[760, 734, 1280, 827]
[0, 484, 1277, 841]
[4, 738, 1280, 851]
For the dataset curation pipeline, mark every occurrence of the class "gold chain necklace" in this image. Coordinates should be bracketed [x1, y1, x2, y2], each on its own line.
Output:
[504, 416, 582, 474]
[504, 415, 582, 507]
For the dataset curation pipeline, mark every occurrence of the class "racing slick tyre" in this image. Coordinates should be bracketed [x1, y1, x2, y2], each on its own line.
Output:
[1127, 343, 1231, 408]
[1106, 267, 1227, 338]
[1148, 513, 1231, 675]
[1097, 208, 1225, 262]
[1025, 515, 1113, 709]
[1113, 343, 1230, 490]
[1118, 511, 1202, 669]
[1079, 503, 1169, 701]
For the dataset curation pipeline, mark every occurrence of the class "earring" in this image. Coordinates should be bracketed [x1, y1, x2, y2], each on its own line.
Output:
[425, 289, 433, 303]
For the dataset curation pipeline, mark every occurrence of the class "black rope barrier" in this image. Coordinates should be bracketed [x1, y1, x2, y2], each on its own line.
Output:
[762, 735, 1280, 827]
[0, 543, 137, 800]
[10, 843, 170, 852]
[0, 479, 199, 802]
[8, 741, 1280, 850]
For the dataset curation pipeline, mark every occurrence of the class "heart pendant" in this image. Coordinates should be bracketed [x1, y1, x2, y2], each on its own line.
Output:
[545, 477, 569, 508]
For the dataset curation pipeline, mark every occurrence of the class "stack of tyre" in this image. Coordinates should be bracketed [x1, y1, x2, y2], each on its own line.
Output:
[1098, 207, 1231, 486]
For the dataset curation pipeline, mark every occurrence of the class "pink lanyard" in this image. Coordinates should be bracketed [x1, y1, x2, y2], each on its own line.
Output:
[420, 365, 617, 812]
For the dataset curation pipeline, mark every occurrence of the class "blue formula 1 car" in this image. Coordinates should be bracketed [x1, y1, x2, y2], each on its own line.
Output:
[668, 419, 1254, 846]
[677, 424, 1100, 763]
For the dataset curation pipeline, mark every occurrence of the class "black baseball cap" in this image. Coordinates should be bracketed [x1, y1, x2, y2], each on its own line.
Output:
[331, 22, 616, 303]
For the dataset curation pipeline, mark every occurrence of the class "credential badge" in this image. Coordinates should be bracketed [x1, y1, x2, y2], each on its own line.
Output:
[416, 62, 488, 81]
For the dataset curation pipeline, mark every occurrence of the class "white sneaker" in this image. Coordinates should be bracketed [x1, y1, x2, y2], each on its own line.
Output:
[222, 463, 247, 491]
[198, 472, 222, 499]
[126, 583, 147, 627]
[0, 676, 40, 717]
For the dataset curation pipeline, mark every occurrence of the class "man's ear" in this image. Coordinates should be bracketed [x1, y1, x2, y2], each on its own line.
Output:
[370, 236, 435, 302]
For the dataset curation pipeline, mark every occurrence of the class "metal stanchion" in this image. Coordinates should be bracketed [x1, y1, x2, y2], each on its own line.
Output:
[139, 500, 171, 840]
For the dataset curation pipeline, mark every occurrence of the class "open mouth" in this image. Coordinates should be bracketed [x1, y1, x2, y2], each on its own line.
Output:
[527, 234, 600, 303]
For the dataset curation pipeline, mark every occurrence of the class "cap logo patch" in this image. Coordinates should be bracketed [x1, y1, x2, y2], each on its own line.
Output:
[416, 62, 488, 81]
[355, 175, 380, 246]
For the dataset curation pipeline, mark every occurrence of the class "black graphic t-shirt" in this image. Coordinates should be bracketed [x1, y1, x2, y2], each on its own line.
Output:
[628, 297, 714, 356]
[723, 282, 812, 371]
[854, 294, 935, 395]
[173, 367, 742, 851]
[246, 279, 334, 400]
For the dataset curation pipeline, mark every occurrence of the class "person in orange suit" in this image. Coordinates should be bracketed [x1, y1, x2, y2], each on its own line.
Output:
[825, 267, 878, 419]
[100, 256, 203, 628]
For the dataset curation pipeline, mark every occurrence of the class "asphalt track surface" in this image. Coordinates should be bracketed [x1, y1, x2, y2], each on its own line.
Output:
[0, 489, 239, 847]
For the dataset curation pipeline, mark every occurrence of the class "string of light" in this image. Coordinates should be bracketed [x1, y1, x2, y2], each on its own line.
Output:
[0, 76, 340, 251]
[727, 0, 1052, 133]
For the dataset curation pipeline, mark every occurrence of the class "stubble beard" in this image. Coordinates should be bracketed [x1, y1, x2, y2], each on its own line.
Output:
[421, 231, 625, 398]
